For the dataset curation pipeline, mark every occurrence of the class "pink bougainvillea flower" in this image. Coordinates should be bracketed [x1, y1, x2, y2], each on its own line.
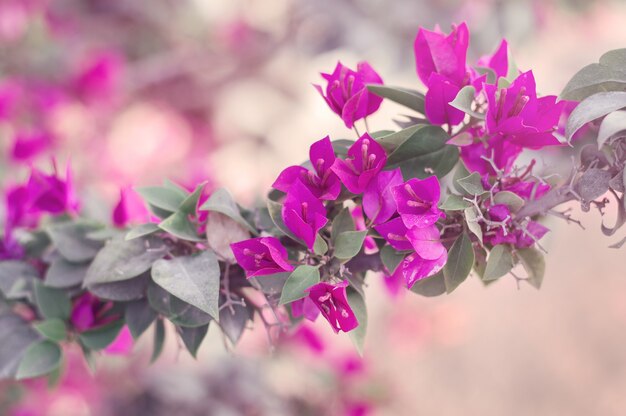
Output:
[406, 224, 446, 260]
[305, 280, 358, 333]
[24, 163, 79, 216]
[291, 296, 320, 322]
[231, 236, 294, 278]
[485, 70, 566, 149]
[392, 176, 444, 229]
[70, 293, 116, 332]
[383, 266, 404, 298]
[484, 204, 549, 248]
[287, 324, 325, 354]
[414, 22, 469, 86]
[374, 217, 412, 251]
[314, 61, 383, 128]
[11, 130, 53, 161]
[460, 133, 522, 175]
[414, 22, 470, 126]
[362, 168, 403, 225]
[331, 133, 387, 194]
[103, 325, 133, 355]
[272, 136, 341, 200]
[424, 72, 467, 126]
[73, 51, 123, 103]
[282, 180, 328, 249]
[502, 179, 550, 201]
[112, 186, 151, 227]
[476, 39, 510, 81]
[399, 249, 447, 288]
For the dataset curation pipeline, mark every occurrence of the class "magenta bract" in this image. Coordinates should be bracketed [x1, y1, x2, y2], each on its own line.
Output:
[281, 180, 328, 249]
[306, 280, 358, 333]
[231, 236, 294, 278]
[392, 176, 444, 229]
[314, 61, 383, 128]
[331, 133, 387, 194]
[272, 136, 341, 200]
[362, 168, 403, 225]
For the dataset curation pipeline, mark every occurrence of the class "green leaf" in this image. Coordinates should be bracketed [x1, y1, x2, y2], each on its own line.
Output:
[79, 320, 124, 350]
[483, 245, 514, 281]
[385, 125, 459, 180]
[439, 194, 472, 211]
[180, 325, 208, 358]
[493, 191, 525, 212]
[560, 49, 626, 101]
[158, 211, 203, 242]
[219, 301, 251, 345]
[313, 234, 328, 256]
[34, 319, 66, 342]
[84, 235, 168, 286]
[199, 188, 257, 234]
[347, 289, 367, 356]
[125, 300, 157, 340]
[379, 245, 405, 274]
[410, 270, 446, 297]
[179, 182, 206, 215]
[443, 233, 474, 293]
[151, 320, 165, 363]
[334, 231, 367, 260]
[151, 251, 221, 320]
[44, 258, 88, 288]
[566, 92, 626, 142]
[331, 208, 355, 241]
[464, 207, 483, 243]
[376, 125, 423, 152]
[88, 273, 150, 301]
[136, 186, 186, 212]
[449, 85, 484, 119]
[169, 300, 212, 328]
[457, 172, 486, 195]
[125, 223, 160, 241]
[367, 84, 425, 114]
[517, 247, 545, 289]
[34, 281, 71, 320]
[46, 221, 103, 262]
[0, 261, 38, 300]
[16, 340, 62, 380]
[0, 313, 41, 379]
[279, 265, 320, 305]
[597, 110, 626, 148]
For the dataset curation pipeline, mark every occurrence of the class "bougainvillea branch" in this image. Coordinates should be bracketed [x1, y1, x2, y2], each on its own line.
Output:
[1, 22, 625, 382]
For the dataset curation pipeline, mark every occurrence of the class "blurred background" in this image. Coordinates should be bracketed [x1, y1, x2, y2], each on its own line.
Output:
[1, 0, 625, 415]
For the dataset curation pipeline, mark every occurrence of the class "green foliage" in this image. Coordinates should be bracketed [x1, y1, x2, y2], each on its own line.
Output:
[449, 85, 484, 119]
[410, 271, 447, 297]
[483, 245, 515, 281]
[493, 191, 525, 212]
[382, 125, 459, 180]
[79, 320, 124, 350]
[199, 187, 257, 234]
[443, 232, 475, 293]
[33, 281, 71, 320]
[347, 288, 367, 355]
[367, 84, 425, 114]
[125, 223, 160, 241]
[379, 245, 405, 274]
[439, 194, 472, 211]
[219, 301, 252, 345]
[44, 258, 88, 288]
[34, 319, 67, 342]
[151, 251, 221, 320]
[16, 340, 62, 380]
[560, 48, 626, 101]
[333, 231, 367, 261]
[331, 208, 356, 241]
[46, 221, 104, 262]
[158, 211, 203, 242]
[517, 247, 546, 289]
[566, 91, 626, 142]
[125, 299, 157, 340]
[597, 110, 626, 148]
[279, 265, 321, 305]
[180, 324, 209, 358]
[84, 235, 168, 286]
[151, 320, 165, 363]
[456, 172, 486, 195]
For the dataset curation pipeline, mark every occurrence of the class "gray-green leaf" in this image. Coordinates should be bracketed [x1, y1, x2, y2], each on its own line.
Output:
[279, 265, 320, 305]
[443, 233, 474, 293]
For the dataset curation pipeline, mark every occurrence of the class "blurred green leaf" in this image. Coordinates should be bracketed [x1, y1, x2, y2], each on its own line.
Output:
[151, 251, 221, 320]
[483, 245, 514, 281]
[560, 49, 626, 101]
[493, 191, 525, 212]
[331, 208, 355, 241]
[125, 223, 160, 241]
[136, 186, 186, 212]
[449, 85, 483, 119]
[279, 265, 320, 305]
[45, 258, 88, 289]
[379, 245, 405, 274]
[517, 247, 545, 289]
[151, 320, 165, 363]
[34, 281, 71, 320]
[34, 319, 66, 342]
[125, 299, 157, 340]
[46, 221, 103, 263]
[566, 92, 626, 142]
[16, 340, 62, 380]
[457, 172, 486, 195]
[180, 324, 208, 359]
[199, 188, 257, 234]
[439, 194, 472, 211]
[410, 270, 446, 297]
[347, 288, 367, 356]
[79, 320, 124, 351]
[443, 232, 474, 293]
